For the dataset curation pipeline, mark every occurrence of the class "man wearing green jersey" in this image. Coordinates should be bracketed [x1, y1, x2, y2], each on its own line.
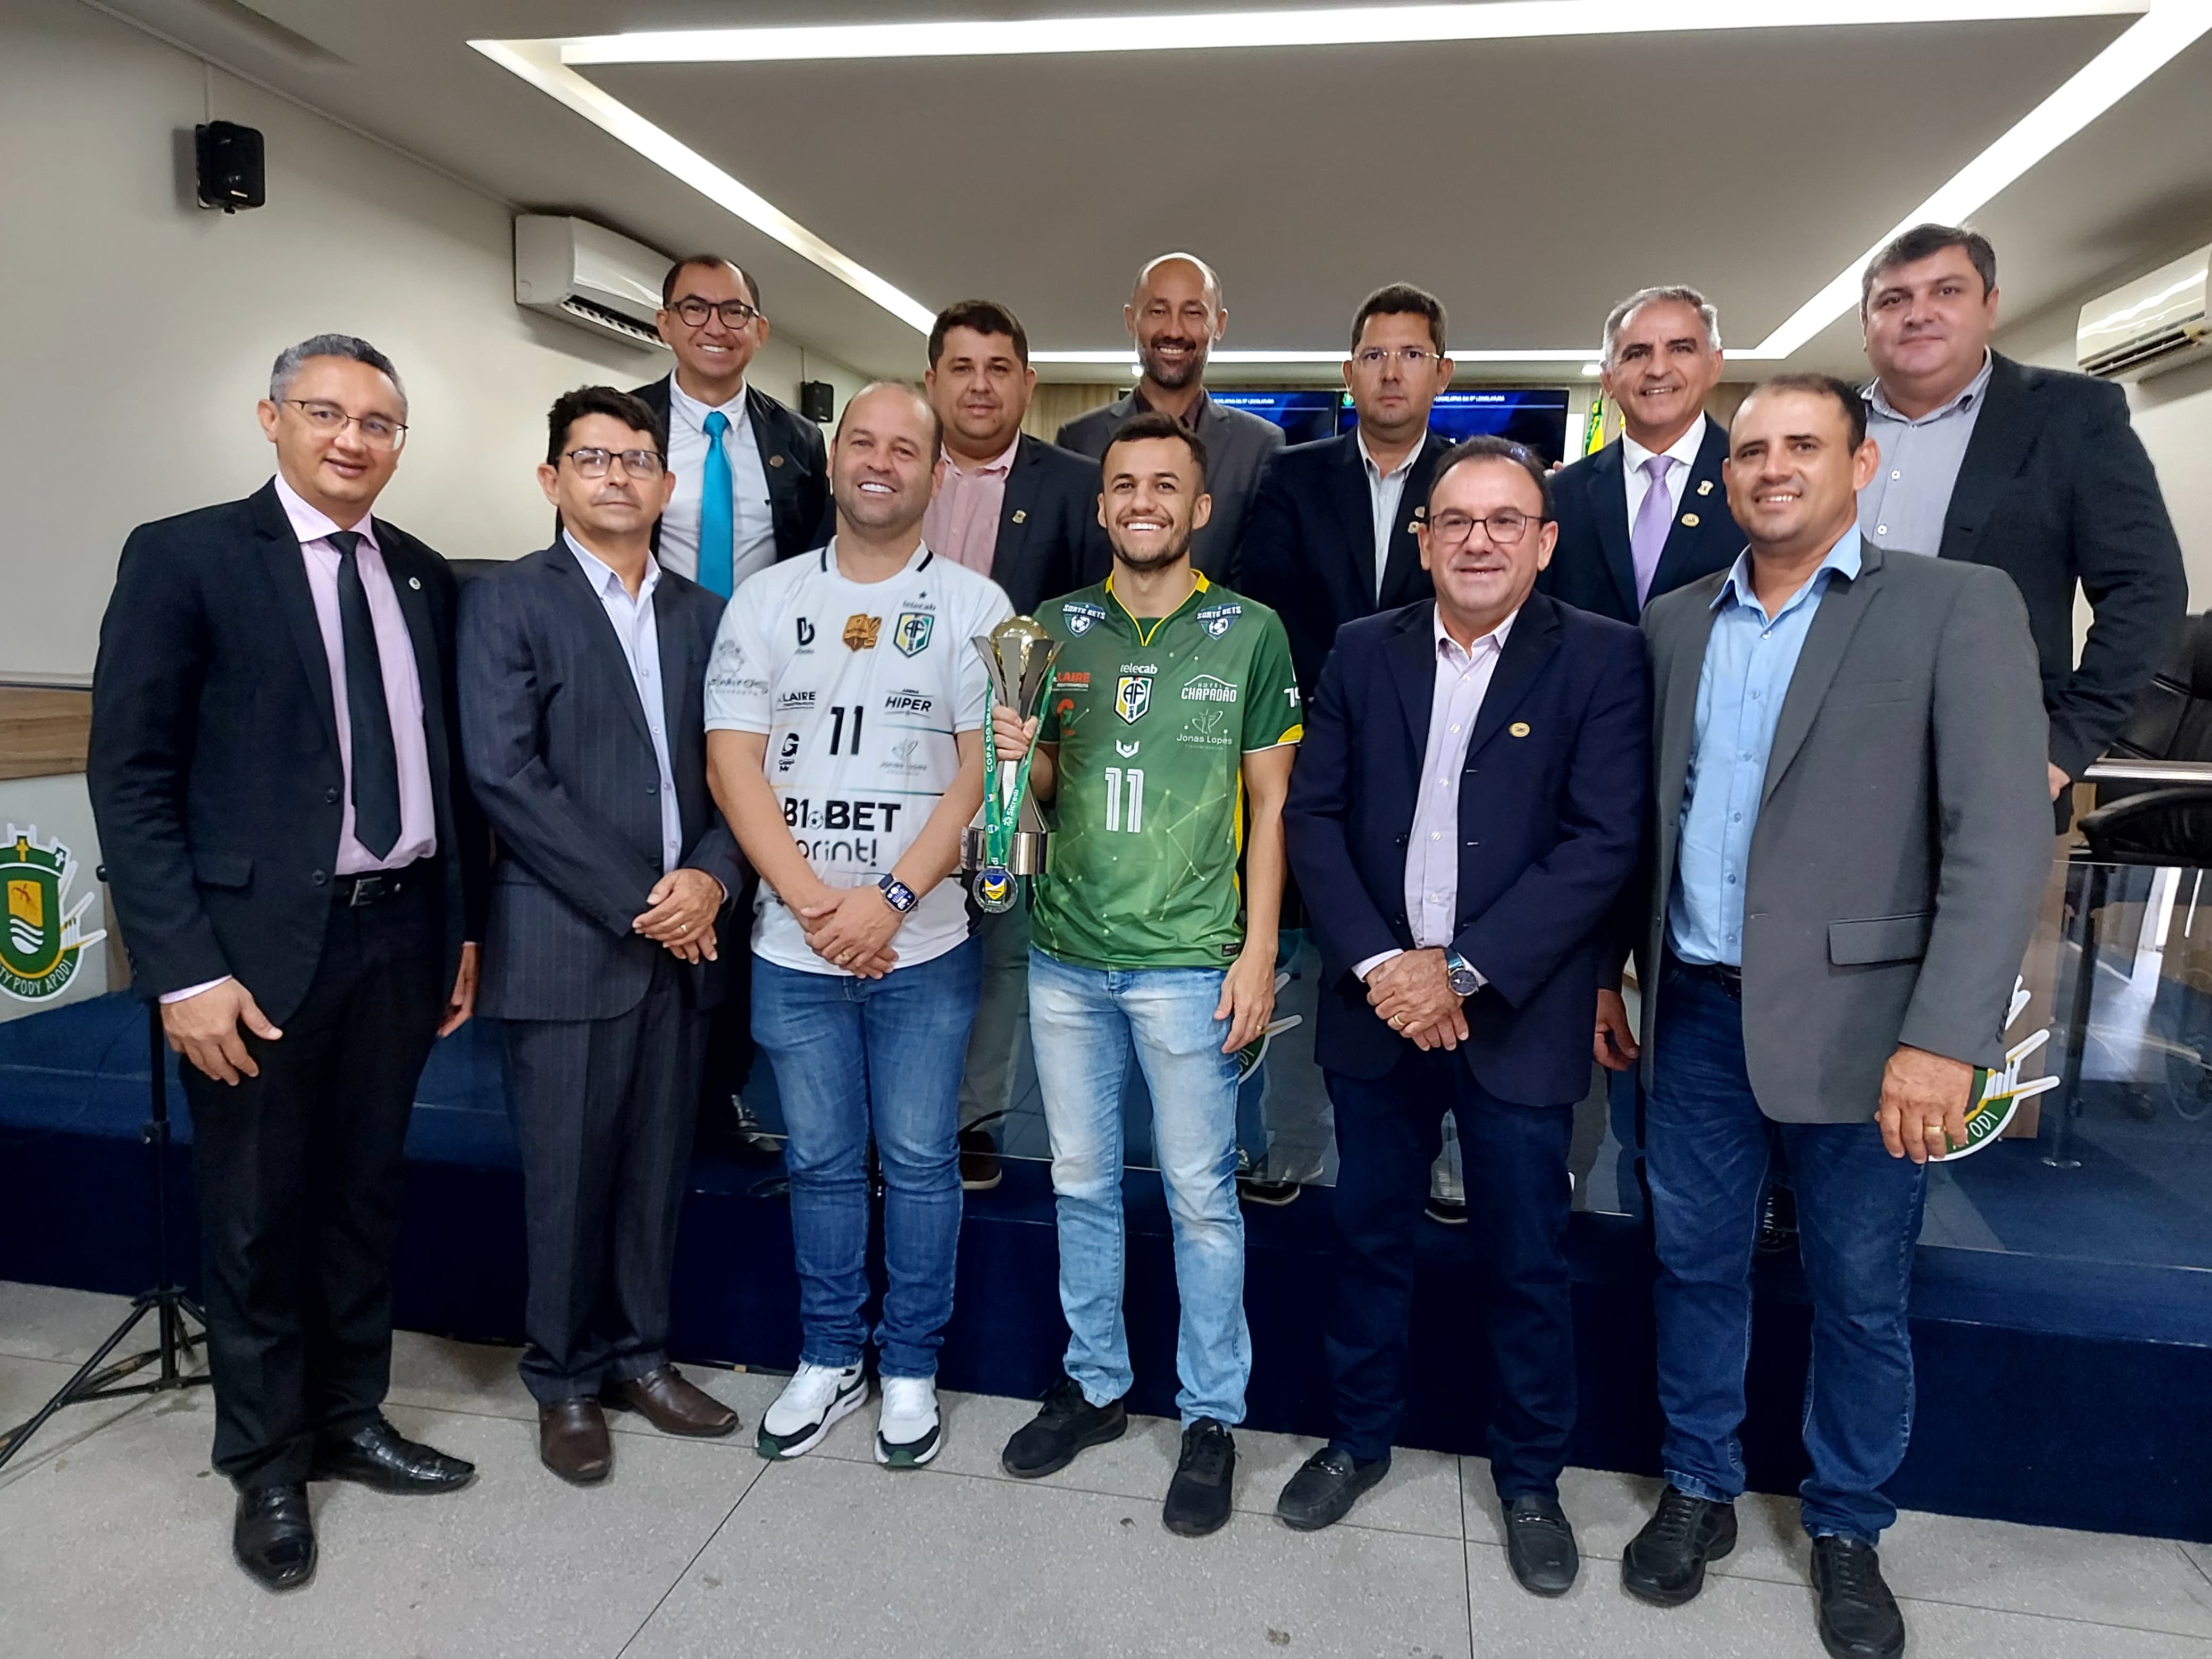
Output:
[994, 411, 1299, 1538]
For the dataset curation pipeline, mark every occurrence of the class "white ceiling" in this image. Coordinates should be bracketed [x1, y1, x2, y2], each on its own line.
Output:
[98, 0, 2212, 381]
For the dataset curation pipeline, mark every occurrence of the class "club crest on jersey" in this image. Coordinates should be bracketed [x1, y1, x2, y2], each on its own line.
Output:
[843, 614, 882, 651]
[1115, 675, 1152, 724]
[1063, 600, 1107, 637]
[894, 612, 933, 656]
[1196, 602, 1242, 639]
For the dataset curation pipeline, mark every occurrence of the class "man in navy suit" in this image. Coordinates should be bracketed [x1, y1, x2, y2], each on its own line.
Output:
[1541, 285, 1741, 624]
[1278, 438, 1649, 1597]
[460, 387, 747, 1486]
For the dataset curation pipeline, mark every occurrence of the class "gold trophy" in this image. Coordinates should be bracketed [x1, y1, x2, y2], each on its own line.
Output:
[961, 615, 1060, 911]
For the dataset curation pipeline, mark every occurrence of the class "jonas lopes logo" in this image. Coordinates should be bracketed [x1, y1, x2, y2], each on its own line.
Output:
[0, 826, 106, 1003]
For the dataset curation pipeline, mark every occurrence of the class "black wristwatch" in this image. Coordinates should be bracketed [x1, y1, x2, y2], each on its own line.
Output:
[876, 874, 918, 914]
[1444, 950, 1481, 998]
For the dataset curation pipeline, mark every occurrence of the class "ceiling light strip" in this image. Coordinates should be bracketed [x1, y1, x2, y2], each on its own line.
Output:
[1031, 349, 1601, 363]
[468, 38, 937, 333]
[556, 0, 2141, 65]
[1748, 0, 2212, 359]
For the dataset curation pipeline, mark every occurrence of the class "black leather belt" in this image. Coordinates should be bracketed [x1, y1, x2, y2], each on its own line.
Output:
[1666, 952, 1742, 994]
[334, 859, 432, 908]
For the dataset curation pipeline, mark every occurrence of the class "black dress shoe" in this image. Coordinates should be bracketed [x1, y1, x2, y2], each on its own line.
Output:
[1622, 1485, 1738, 1606]
[1755, 1182, 1800, 1256]
[233, 1483, 315, 1592]
[1502, 1494, 1580, 1596]
[1001, 1374, 1127, 1478]
[1424, 1195, 1468, 1225]
[1162, 1418, 1237, 1538]
[311, 1415, 474, 1494]
[1275, 1445, 1389, 1531]
[1812, 1535, 1906, 1659]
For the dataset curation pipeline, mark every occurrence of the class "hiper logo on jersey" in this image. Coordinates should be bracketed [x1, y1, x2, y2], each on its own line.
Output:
[1115, 675, 1152, 724]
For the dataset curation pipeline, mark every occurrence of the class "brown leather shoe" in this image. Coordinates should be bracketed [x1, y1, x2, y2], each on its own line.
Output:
[539, 1398, 613, 1484]
[604, 1365, 740, 1437]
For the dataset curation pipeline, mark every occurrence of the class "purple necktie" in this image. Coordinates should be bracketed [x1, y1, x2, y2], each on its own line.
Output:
[1631, 454, 1677, 610]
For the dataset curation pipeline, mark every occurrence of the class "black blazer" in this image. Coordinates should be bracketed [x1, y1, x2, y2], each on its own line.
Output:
[990, 434, 1115, 615]
[1238, 428, 1457, 694]
[1538, 420, 1740, 625]
[1928, 353, 2185, 778]
[457, 542, 745, 1023]
[1284, 592, 1651, 1106]
[630, 375, 832, 565]
[87, 481, 487, 1024]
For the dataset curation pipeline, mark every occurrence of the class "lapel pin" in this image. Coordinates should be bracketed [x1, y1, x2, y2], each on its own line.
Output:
[1697, 479, 1714, 496]
[769, 454, 785, 468]
[408, 576, 422, 590]
[1509, 721, 1531, 738]
[1011, 509, 1027, 524]
[1406, 521, 1421, 535]
[1681, 512, 1700, 527]
[1414, 506, 1426, 517]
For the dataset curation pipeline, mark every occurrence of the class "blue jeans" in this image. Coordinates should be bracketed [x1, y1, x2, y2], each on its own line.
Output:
[1028, 948, 1250, 1427]
[751, 942, 981, 1378]
[1646, 960, 1928, 1542]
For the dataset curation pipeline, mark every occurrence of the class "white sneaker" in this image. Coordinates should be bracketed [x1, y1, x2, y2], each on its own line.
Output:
[757, 1361, 868, 1460]
[875, 1376, 942, 1469]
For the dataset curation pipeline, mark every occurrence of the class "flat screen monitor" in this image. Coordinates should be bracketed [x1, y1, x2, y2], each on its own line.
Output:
[1337, 388, 1572, 466]
[1207, 389, 1341, 447]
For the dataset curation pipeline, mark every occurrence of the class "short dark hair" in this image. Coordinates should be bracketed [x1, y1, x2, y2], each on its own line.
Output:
[1861, 223, 1997, 311]
[1427, 435, 1552, 518]
[661, 254, 761, 311]
[270, 333, 406, 410]
[928, 299, 1029, 368]
[1102, 409, 1208, 487]
[546, 385, 667, 465]
[1350, 283, 1447, 356]
[1736, 373, 1869, 450]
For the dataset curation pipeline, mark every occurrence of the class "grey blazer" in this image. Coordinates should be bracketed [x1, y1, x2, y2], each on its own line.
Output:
[1056, 390, 1286, 580]
[1639, 539, 2051, 1124]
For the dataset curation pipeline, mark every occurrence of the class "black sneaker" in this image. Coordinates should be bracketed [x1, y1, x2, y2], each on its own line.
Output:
[1425, 1195, 1468, 1225]
[1502, 1494, 1580, 1596]
[1000, 1375, 1127, 1477]
[1811, 1535, 1906, 1659]
[1275, 1445, 1388, 1531]
[1163, 1418, 1236, 1537]
[959, 1128, 1002, 1192]
[1622, 1485, 1738, 1606]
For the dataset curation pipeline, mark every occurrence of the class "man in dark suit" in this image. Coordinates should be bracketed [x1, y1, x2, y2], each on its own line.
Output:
[1278, 438, 1649, 1598]
[1057, 252, 1285, 577]
[88, 335, 487, 1593]
[634, 253, 830, 1158]
[1857, 223, 2185, 814]
[460, 387, 748, 1485]
[922, 299, 1111, 1188]
[1543, 286, 1740, 625]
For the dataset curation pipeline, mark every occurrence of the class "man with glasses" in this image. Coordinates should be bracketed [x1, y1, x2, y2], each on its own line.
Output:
[459, 386, 746, 1486]
[1058, 253, 1284, 579]
[1278, 438, 1648, 1601]
[90, 336, 488, 1591]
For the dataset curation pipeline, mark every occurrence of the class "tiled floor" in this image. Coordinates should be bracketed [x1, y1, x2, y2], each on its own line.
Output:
[2, 1280, 2208, 1659]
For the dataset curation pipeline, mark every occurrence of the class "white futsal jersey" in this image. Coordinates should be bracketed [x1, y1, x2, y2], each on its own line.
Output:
[705, 540, 1011, 974]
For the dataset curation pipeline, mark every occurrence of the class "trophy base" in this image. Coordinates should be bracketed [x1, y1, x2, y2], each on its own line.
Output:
[961, 826, 1049, 876]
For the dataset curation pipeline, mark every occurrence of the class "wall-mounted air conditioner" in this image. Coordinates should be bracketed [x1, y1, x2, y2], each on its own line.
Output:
[513, 215, 670, 351]
[2077, 244, 2210, 382]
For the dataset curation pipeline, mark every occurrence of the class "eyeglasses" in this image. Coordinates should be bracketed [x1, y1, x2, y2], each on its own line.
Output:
[1352, 347, 1439, 371]
[671, 295, 761, 329]
[286, 399, 407, 450]
[562, 447, 665, 479]
[1429, 509, 1547, 547]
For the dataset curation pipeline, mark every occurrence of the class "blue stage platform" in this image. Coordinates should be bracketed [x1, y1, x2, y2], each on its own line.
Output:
[3, 992, 2208, 1542]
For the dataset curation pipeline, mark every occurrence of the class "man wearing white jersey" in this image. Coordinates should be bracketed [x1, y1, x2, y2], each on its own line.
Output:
[707, 383, 1008, 1466]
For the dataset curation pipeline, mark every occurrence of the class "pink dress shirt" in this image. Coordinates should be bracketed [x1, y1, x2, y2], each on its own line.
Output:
[921, 434, 1020, 579]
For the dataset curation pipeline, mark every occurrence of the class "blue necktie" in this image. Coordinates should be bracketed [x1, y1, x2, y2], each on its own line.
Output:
[699, 408, 735, 596]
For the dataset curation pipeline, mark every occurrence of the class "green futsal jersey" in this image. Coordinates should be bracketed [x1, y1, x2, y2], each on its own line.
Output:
[1030, 573, 1302, 970]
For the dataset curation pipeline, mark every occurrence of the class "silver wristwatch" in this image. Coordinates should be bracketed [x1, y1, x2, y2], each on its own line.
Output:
[1444, 950, 1480, 998]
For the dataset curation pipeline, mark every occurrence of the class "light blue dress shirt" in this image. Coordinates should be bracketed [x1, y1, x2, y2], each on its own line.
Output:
[1668, 531, 1864, 966]
[661, 379, 777, 588]
[1857, 349, 1993, 557]
[565, 533, 682, 875]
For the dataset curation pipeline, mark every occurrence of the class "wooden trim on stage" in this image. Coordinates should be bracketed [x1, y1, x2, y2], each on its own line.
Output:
[0, 686, 93, 781]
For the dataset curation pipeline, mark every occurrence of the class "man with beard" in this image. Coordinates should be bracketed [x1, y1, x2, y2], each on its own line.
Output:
[1057, 253, 1285, 579]
[707, 383, 1007, 1466]
[994, 412, 1300, 1538]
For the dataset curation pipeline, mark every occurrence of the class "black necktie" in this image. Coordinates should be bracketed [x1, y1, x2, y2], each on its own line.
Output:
[326, 530, 401, 859]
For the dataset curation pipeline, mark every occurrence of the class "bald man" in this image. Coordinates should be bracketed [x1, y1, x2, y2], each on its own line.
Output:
[1057, 253, 1285, 579]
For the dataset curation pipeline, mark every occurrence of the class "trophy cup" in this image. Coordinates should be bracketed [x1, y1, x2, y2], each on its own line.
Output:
[961, 615, 1061, 913]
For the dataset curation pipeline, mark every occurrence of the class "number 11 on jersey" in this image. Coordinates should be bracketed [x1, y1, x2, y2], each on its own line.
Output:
[1102, 766, 1145, 833]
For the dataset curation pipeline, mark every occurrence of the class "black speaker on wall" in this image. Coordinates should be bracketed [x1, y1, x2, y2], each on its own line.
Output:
[799, 381, 835, 424]
[195, 121, 265, 213]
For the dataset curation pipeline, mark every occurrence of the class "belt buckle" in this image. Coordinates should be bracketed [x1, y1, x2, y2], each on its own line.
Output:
[348, 874, 388, 908]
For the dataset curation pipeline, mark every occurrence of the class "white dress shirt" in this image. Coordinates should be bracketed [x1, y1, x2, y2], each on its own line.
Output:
[565, 533, 684, 875]
[1621, 413, 1706, 544]
[660, 378, 777, 587]
[1352, 605, 1519, 985]
[1359, 430, 1422, 600]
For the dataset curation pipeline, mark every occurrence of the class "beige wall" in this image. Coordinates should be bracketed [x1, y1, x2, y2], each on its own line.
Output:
[0, 0, 865, 681]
